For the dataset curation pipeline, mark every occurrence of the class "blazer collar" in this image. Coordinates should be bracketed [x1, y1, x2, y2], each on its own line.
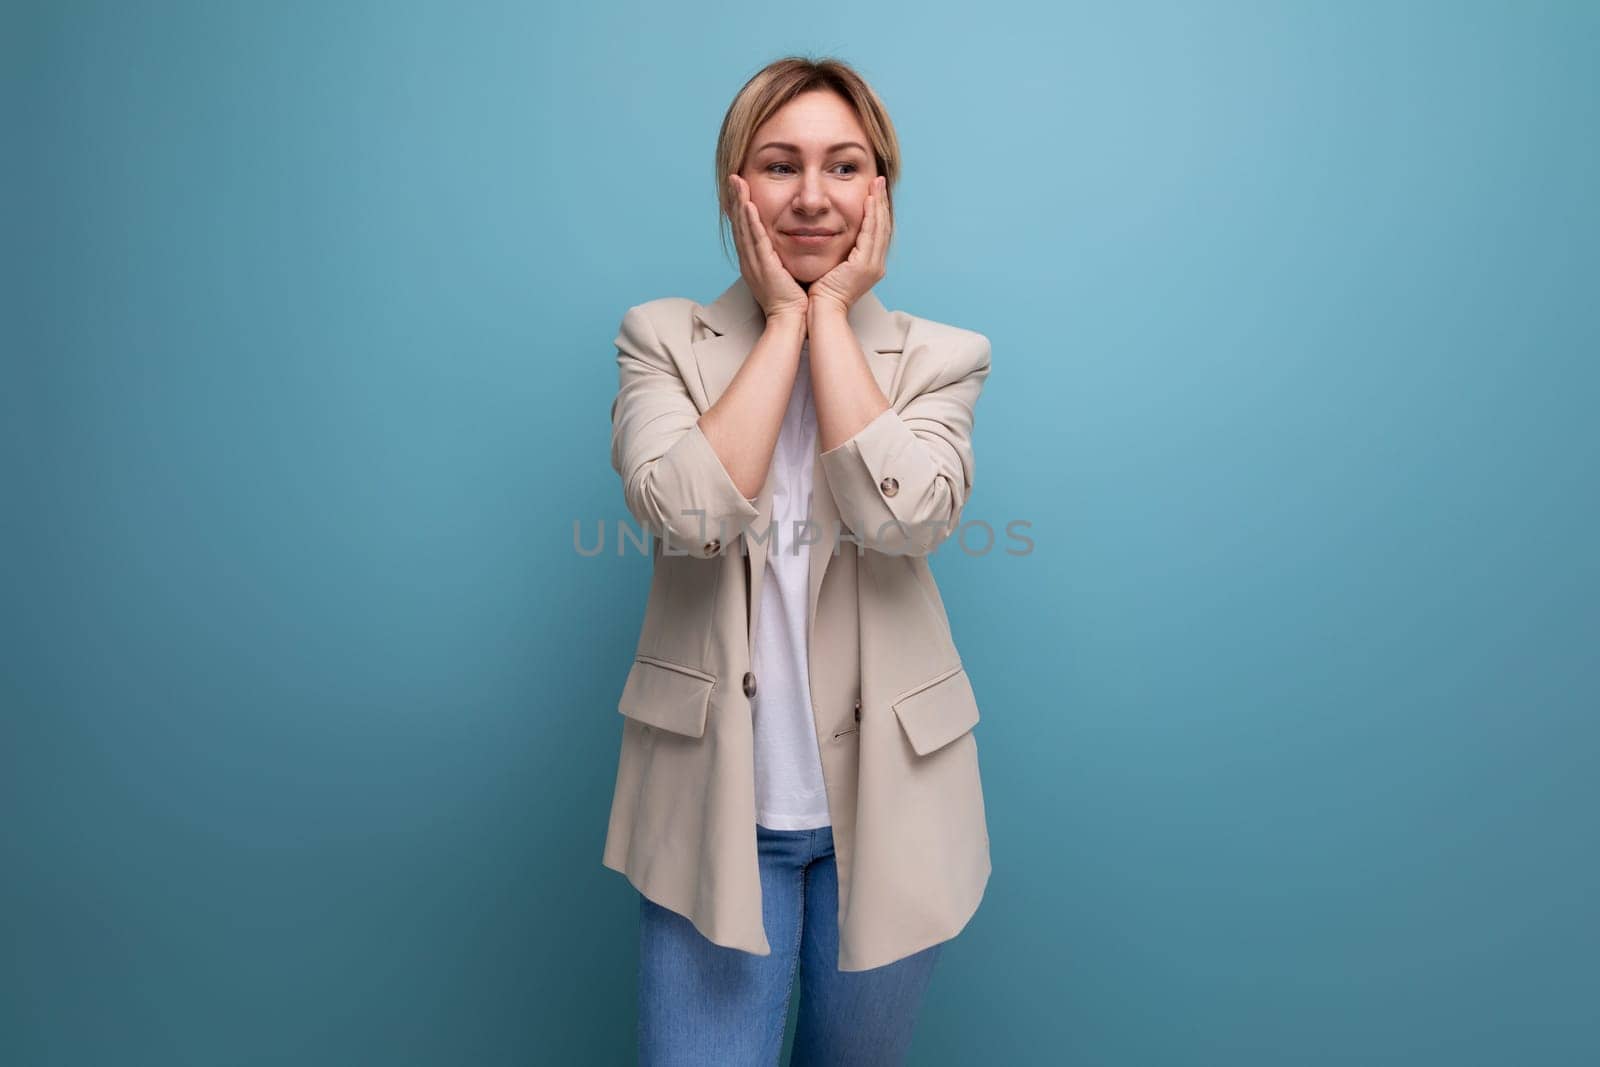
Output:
[690, 276, 906, 407]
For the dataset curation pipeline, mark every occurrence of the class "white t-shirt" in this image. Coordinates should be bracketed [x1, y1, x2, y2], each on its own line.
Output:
[752, 339, 831, 830]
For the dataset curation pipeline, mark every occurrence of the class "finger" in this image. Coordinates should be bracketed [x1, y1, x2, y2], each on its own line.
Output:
[734, 179, 760, 281]
[875, 179, 890, 271]
[847, 192, 873, 271]
[867, 177, 887, 275]
[750, 201, 784, 272]
[857, 185, 883, 267]
[732, 178, 748, 257]
[745, 200, 770, 269]
[748, 202, 787, 297]
[863, 182, 880, 259]
[729, 175, 746, 262]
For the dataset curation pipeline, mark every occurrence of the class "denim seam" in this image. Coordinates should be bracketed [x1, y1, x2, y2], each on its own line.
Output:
[772, 865, 806, 1064]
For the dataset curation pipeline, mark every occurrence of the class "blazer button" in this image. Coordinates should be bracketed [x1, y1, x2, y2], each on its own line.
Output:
[704, 538, 722, 555]
[879, 476, 899, 497]
[853, 698, 861, 723]
[743, 671, 757, 698]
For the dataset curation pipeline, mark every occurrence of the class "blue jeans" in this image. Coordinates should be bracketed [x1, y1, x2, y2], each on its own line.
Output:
[637, 823, 944, 1066]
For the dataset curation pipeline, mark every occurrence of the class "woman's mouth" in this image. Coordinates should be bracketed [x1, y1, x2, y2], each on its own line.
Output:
[783, 231, 838, 247]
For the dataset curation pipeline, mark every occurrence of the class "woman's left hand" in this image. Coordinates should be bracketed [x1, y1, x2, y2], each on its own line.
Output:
[808, 175, 891, 317]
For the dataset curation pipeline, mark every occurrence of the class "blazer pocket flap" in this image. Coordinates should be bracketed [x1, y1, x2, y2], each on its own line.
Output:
[891, 666, 980, 756]
[617, 655, 715, 738]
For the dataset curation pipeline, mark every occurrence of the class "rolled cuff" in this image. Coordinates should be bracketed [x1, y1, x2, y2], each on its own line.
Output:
[819, 407, 959, 556]
[639, 420, 761, 558]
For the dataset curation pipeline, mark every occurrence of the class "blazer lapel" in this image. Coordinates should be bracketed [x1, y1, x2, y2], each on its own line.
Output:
[690, 276, 908, 655]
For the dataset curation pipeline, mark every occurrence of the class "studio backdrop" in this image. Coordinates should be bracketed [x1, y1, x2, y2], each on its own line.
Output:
[5, 1, 1596, 1064]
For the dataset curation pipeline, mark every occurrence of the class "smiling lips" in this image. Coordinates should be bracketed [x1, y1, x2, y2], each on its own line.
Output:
[783, 229, 838, 246]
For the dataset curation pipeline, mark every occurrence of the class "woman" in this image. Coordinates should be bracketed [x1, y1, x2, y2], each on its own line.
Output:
[603, 56, 993, 1065]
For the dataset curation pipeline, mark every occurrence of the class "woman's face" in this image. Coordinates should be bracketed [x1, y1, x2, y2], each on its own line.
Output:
[737, 90, 880, 284]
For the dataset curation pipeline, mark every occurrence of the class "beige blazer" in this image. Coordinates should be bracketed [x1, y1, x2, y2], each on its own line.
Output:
[601, 276, 993, 972]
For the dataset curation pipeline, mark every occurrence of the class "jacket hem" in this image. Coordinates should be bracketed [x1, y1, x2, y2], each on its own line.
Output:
[602, 853, 773, 958]
[834, 851, 991, 973]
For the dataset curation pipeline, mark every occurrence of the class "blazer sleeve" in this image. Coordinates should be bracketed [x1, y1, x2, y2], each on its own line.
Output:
[818, 331, 992, 557]
[609, 303, 760, 558]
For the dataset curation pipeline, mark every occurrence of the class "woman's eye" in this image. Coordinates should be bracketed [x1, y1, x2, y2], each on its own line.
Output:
[765, 162, 861, 176]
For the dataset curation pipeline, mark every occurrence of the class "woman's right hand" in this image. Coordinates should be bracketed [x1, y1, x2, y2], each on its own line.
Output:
[728, 174, 809, 323]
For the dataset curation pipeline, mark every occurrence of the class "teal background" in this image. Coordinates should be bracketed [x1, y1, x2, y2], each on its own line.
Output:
[5, 1, 1596, 1064]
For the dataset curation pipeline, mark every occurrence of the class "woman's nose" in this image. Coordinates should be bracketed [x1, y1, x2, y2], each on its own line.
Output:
[797, 174, 829, 210]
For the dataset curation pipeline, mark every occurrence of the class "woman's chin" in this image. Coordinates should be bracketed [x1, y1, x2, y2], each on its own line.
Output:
[782, 257, 840, 284]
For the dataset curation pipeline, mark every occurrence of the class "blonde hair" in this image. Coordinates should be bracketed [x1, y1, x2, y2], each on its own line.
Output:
[714, 56, 902, 265]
